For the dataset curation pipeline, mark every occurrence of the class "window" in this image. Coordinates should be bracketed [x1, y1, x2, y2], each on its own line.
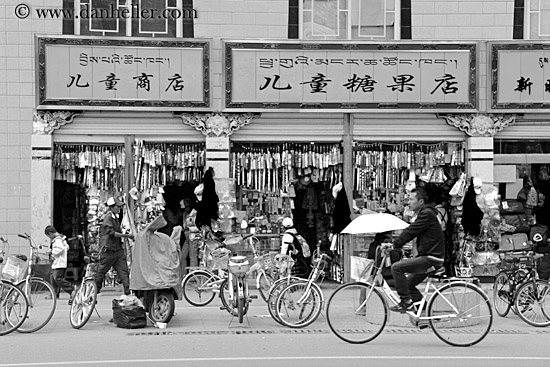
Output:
[65, 0, 195, 37]
[300, 0, 399, 40]
[526, 0, 550, 39]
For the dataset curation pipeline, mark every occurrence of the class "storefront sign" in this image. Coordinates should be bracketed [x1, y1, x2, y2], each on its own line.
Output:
[36, 35, 211, 110]
[490, 42, 550, 111]
[224, 41, 477, 112]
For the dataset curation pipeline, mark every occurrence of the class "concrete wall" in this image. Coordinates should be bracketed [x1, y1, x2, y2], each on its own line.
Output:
[0, 0, 63, 253]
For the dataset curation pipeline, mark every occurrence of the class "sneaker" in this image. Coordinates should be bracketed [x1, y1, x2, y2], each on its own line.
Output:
[390, 300, 414, 313]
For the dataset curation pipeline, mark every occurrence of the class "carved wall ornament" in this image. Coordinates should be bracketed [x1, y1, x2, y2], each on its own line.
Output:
[33, 111, 81, 135]
[442, 113, 517, 137]
[176, 113, 256, 136]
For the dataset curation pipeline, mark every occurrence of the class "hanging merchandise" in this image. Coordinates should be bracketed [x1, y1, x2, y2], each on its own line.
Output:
[53, 144, 126, 252]
[131, 141, 206, 231]
[232, 142, 343, 265]
[353, 142, 465, 215]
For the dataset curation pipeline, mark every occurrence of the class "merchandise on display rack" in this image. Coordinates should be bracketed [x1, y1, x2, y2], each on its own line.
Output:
[353, 142, 465, 215]
[231, 142, 342, 268]
[343, 141, 466, 280]
[131, 141, 206, 231]
[53, 144, 126, 252]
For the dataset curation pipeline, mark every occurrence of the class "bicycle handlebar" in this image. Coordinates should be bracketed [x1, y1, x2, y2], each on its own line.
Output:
[18, 233, 29, 239]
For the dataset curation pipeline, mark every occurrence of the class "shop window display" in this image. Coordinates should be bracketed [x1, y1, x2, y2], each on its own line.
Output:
[231, 142, 343, 275]
[351, 142, 465, 278]
[52, 142, 206, 280]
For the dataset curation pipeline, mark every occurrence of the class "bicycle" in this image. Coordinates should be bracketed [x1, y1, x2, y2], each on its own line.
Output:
[0, 237, 29, 336]
[69, 236, 101, 329]
[326, 250, 493, 347]
[274, 253, 330, 328]
[13, 233, 57, 333]
[493, 233, 550, 327]
[218, 233, 266, 323]
[266, 254, 298, 324]
[182, 230, 235, 310]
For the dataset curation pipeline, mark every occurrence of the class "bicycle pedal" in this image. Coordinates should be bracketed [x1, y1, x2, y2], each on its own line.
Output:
[220, 306, 226, 310]
[249, 295, 258, 299]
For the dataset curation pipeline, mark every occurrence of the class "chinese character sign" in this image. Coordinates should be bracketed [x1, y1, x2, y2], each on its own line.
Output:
[494, 48, 550, 106]
[227, 44, 475, 110]
[39, 37, 210, 109]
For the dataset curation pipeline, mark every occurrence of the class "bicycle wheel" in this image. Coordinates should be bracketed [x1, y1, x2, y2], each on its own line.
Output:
[267, 277, 300, 325]
[275, 282, 323, 328]
[257, 271, 274, 303]
[1, 281, 29, 336]
[220, 278, 250, 317]
[326, 282, 387, 344]
[493, 271, 512, 317]
[514, 279, 550, 327]
[428, 282, 493, 347]
[16, 278, 56, 333]
[182, 270, 217, 307]
[70, 279, 97, 329]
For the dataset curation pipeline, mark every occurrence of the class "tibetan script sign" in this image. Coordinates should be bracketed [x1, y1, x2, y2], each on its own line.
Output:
[224, 41, 477, 111]
[490, 42, 550, 111]
[36, 35, 211, 110]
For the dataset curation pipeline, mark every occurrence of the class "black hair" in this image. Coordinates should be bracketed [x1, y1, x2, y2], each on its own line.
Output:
[44, 225, 57, 235]
[411, 187, 429, 203]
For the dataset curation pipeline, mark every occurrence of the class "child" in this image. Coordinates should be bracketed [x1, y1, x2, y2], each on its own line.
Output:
[44, 225, 76, 304]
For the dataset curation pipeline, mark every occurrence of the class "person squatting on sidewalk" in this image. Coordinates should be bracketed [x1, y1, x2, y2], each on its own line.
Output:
[44, 225, 76, 304]
[95, 196, 134, 295]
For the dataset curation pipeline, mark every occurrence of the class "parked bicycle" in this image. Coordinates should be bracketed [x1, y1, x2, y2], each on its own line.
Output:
[0, 236, 29, 336]
[273, 252, 330, 328]
[14, 233, 57, 333]
[326, 248, 493, 347]
[182, 230, 235, 310]
[69, 236, 100, 329]
[493, 233, 550, 327]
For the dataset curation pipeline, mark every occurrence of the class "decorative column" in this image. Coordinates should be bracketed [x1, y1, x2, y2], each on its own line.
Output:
[177, 112, 255, 232]
[443, 113, 516, 184]
[31, 111, 79, 240]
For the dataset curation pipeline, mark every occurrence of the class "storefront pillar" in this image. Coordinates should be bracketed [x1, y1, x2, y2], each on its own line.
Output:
[443, 113, 517, 185]
[31, 111, 79, 241]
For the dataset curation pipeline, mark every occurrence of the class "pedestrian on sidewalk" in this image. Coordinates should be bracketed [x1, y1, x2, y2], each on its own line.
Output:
[44, 225, 76, 304]
[95, 196, 134, 295]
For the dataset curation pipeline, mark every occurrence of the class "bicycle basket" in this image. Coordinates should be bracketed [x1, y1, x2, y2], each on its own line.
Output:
[1, 255, 28, 282]
[350, 256, 374, 282]
[210, 247, 231, 270]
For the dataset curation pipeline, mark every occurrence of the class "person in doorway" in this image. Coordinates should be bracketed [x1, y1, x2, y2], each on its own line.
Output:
[44, 225, 76, 305]
[382, 187, 445, 312]
[95, 197, 134, 296]
[280, 217, 309, 278]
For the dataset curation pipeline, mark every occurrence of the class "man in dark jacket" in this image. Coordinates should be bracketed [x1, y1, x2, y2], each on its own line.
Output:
[95, 197, 134, 295]
[385, 187, 445, 312]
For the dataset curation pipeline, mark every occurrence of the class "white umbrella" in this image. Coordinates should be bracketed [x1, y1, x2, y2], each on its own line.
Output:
[340, 213, 409, 234]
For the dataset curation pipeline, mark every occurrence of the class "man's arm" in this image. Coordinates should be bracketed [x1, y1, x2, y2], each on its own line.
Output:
[393, 210, 430, 249]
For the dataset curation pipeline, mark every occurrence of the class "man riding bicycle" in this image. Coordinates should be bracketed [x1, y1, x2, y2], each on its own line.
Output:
[382, 187, 446, 313]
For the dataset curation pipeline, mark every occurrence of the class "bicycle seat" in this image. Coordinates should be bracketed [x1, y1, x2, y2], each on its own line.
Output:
[426, 266, 446, 279]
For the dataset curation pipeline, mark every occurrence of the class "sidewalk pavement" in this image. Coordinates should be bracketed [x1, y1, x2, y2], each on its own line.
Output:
[40, 279, 538, 336]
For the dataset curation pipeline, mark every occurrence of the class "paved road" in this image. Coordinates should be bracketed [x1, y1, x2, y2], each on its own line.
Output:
[1, 284, 549, 367]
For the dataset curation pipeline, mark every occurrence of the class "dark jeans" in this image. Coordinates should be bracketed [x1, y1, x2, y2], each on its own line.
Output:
[391, 257, 442, 303]
[51, 268, 74, 294]
[94, 249, 130, 295]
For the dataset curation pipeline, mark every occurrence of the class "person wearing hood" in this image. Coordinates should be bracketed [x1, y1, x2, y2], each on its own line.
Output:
[382, 187, 445, 312]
